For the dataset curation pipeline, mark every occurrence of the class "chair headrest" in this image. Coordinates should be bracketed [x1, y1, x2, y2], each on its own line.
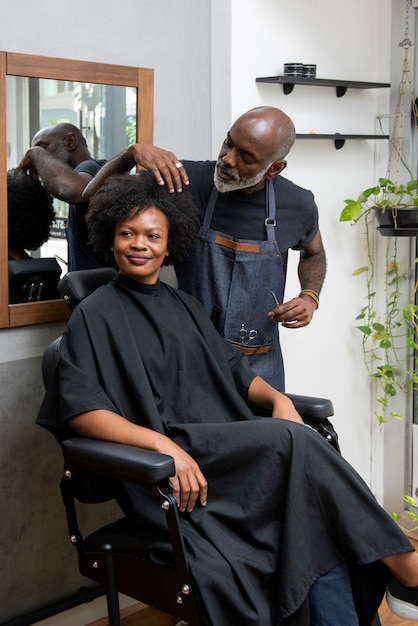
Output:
[58, 268, 118, 311]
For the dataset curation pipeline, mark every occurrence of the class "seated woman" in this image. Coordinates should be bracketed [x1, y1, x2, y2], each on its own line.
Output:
[38, 171, 418, 626]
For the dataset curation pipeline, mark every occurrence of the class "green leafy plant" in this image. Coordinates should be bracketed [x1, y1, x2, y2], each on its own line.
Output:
[340, 178, 418, 425]
[340, 177, 418, 223]
[391, 495, 418, 532]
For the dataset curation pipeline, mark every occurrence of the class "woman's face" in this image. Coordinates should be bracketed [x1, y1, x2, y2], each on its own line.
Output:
[112, 206, 169, 284]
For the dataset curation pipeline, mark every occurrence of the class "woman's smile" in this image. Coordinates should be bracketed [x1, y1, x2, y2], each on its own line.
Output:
[112, 206, 169, 284]
[127, 253, 151, 264]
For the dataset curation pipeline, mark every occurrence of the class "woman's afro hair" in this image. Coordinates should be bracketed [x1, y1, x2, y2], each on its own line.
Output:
[7, 169, 55, 251]
[86, 170, 201, 266]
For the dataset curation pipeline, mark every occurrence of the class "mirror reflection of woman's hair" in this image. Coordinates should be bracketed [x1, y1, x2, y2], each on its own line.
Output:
[86, 171, 200, 266]
[7, 168, 56, 259]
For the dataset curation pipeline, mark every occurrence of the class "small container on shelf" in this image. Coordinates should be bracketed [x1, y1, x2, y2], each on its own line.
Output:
[303, 64, 317, 78]
[283, 62, 303, 77]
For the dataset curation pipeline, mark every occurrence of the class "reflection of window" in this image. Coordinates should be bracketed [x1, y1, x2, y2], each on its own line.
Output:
[7, 77, 136, 169]
[42, 80, 75, 97]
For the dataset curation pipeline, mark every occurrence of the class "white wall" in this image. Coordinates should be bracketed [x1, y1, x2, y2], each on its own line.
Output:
[226, 0, 413, 509]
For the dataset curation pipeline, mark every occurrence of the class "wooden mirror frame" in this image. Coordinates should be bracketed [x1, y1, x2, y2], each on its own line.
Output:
[0, 51, 154, 328]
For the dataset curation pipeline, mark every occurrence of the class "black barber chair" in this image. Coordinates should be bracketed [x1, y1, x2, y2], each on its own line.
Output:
[41, 268, 340, 626]
[9, 257, 61, 303]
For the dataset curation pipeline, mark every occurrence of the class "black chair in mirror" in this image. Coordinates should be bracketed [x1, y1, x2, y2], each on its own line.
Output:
[9, 257, 62, 303]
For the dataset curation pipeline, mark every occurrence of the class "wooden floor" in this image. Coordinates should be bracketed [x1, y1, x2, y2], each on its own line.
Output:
[88, 534, 418, 626]
[88, 604, 178, 626]
[88, 597, 413, 626]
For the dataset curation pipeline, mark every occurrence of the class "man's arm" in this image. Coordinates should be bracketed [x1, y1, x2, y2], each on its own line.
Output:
[298, 230, 327, 295]
[268, 231, 326, 328]
[82, 143, 190, 200]
[18, 146, 93, 204]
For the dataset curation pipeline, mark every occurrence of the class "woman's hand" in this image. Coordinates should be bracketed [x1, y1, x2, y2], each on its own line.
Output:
[157, 438, 208, 512]
[69, 410, 207, 513]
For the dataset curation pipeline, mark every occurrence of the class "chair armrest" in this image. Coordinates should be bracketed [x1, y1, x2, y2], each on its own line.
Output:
[62, 438, 175, 485]
[285, 393, 334, 420]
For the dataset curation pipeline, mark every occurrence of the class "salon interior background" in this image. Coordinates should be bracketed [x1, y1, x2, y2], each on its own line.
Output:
[0, 0, 413, 623]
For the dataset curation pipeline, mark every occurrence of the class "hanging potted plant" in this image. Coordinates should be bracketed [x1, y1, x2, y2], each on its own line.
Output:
[340, 177, 418, 234]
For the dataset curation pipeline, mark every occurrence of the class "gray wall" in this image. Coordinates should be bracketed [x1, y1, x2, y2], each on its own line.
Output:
[0, 343, 122, 620]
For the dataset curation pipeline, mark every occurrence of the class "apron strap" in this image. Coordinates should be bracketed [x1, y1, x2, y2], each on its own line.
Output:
[202, 187, 219, 228]
[265, 179, 277, 242]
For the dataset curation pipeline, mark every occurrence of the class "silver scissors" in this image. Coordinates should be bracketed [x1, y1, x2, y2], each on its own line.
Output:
[271, 291, 280, 308]
[239, 323, 258, 345]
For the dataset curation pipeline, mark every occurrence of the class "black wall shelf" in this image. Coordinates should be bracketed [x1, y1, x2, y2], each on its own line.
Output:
[256, 76, 390, 97]
[296, 133, 389, 150]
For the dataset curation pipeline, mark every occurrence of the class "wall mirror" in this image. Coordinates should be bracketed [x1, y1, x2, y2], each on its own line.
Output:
[0, 51, 154, 328]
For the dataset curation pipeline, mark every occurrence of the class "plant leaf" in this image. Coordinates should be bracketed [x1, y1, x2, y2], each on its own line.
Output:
[340, 201, 362, 222]
[352, 266, 369, 276]
[372, 322, 385, 331]
[406, 179, 418, 191]
[390, 411, 404, 420]
[357, 325, 372, 335]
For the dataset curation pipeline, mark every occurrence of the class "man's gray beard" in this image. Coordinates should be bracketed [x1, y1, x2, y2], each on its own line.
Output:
[51, 144, 72, 165]
[213, 160, 270, 193]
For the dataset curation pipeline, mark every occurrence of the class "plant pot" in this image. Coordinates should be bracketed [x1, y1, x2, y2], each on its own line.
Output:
[373, 206, 418, 236]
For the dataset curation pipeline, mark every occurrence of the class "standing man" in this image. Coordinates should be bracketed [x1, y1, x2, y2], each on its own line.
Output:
[18, 123, 106, 271]
[83, 107, 326, 392]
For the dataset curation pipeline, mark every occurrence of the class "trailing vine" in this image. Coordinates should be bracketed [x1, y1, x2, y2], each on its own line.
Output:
[340, 180, 418, 425]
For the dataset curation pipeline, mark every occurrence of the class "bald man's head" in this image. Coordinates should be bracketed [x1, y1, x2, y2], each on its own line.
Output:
[236, 107, 296, 161]
[31, 123, 90, 168]
[214, 107, 295, 194]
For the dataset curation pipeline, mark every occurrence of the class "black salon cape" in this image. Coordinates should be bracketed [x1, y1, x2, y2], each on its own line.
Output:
[37, 275, 413, 626]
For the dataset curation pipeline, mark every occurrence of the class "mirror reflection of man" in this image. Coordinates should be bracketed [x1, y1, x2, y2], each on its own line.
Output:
[18, 123, 106, 271]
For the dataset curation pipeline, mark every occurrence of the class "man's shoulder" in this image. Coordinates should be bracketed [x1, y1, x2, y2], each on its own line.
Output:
[274, 176, 316, 210]
[182, 159, 215, 179]
[275, 175, 314, 197]
[75, 158, 106, 176]
[181, 160, 215, 210]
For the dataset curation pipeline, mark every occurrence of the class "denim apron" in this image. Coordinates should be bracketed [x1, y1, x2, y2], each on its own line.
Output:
[177, 179, 286, 391]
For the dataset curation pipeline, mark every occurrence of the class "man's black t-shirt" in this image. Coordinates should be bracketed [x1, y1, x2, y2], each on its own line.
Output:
[182, 159, 319, 271]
